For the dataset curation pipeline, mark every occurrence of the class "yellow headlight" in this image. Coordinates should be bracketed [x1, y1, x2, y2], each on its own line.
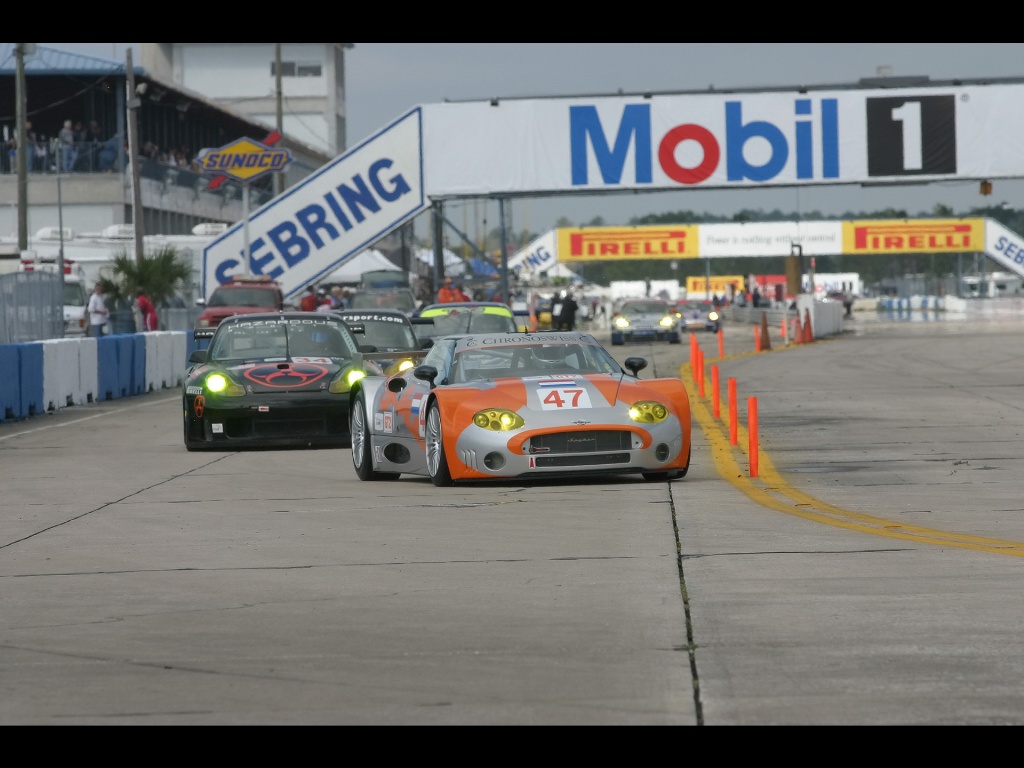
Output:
[659, 316, 675, 328]
[614, 317, 630, 329]
[397, 359, 415, 372]
[628, 400, 669, 424]
[204, 372, 245, 396]
[708, 311, 719, 322]
[472, 408, 525, 431]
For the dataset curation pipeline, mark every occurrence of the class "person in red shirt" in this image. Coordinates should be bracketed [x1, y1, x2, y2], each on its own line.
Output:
[437, 276, 459, 303]
[454, 284, 472, 302]
[136, 289, 159, 331]
[299, 286, 318, 312]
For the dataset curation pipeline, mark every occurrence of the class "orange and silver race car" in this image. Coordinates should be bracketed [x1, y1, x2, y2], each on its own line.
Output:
[349, 331, 691, 486]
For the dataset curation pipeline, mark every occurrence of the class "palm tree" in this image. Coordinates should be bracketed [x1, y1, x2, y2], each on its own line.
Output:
[99, 245, 192, 310]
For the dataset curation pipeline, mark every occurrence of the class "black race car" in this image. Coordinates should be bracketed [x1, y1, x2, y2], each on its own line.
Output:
[183, 312, 369, 451]
[336, 308, 433, 375]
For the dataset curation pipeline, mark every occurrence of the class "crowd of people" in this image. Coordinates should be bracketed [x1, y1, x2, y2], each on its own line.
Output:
[3, 117, 193, 175]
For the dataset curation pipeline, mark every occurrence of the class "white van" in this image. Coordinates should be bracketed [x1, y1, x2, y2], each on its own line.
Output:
[19, 255, 88, 336]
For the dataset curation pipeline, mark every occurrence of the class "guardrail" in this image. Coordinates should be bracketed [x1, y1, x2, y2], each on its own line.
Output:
[0, 330, 206, 422]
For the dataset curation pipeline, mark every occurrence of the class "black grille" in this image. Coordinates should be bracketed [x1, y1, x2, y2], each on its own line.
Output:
[531, 430, 631, 454]
[534, 452, 630, 468]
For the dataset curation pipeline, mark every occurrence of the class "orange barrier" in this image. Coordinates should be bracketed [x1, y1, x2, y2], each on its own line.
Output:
[697, 347, 705, 397]
[717, 329, 725, 358]
[711, 364, 720, 419]
[803, 308, 814, 342]
[748, 396, 759, 478]
[728, 377, 738, 446]
[794, 313, 803, 344]
[753, 324, 760, 351]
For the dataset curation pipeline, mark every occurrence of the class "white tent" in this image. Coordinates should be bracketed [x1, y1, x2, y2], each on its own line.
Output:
[319, 249, 400, 284]
[414, 247, 465, 277]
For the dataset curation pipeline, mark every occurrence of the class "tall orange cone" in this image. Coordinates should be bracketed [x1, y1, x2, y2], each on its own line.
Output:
[759, 311, 772, 351]
[794, 312, 803, 344]
[802, 308, 814, 342]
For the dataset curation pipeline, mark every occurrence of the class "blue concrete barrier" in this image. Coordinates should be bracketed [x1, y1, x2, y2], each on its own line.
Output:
[2, 330, 189, 424]
[0, 345, 20, 421]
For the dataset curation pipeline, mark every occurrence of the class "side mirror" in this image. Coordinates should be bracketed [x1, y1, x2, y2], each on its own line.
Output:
[188, 349, 208, 364]
[419, 338, 434, 349]
[624, 356, 647, 377]
[413, 364, 439, 387]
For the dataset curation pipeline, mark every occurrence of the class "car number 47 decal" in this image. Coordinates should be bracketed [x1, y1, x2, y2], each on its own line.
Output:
[537, 387, 592, 410]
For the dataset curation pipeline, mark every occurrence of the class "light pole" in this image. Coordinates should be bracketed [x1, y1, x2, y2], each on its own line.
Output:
[125, 48, 145, 262]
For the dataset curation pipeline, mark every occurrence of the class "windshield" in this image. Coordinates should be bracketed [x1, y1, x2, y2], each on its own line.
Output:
[420, 310, 515, 337]
[208, 287, 280, 308]
[622, 301, 671, 315]
[451, 340, 621, 383]
[353, 318, 418, 351]
[350, 290, 417, 313]
[208, 318, 358, 362]
[63, 282, 86, 306]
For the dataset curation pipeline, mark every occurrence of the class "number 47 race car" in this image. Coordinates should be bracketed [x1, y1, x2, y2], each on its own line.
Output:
[348, 331, 691, 486]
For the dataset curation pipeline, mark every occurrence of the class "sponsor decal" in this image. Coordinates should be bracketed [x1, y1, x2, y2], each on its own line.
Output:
[291, 356, 332, 364]
[842, 219, 984, 254]
[558, 226, 698, 262]
[536, 378, 577, 388]
[411, 394, 426, 437]
[212, 422, 223, 433]
[193, 395, 205, 418]
[374, 445, 384, 463]
[374, 413, 383, 431]
[383, 410, 394, 433]
[186, 386, 203, 395]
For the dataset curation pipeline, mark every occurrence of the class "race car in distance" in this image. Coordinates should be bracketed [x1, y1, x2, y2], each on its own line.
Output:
[674, 300, 722, 332]
[183, 312, 369, 451]
[349, 331, 691, 486]
[411, 302, 518, 345]
[610, 299, 683, 345]
[336, 308, 433, 376]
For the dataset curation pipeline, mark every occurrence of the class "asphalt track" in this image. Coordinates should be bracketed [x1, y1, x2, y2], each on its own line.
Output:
[2, 302, 1023, 725]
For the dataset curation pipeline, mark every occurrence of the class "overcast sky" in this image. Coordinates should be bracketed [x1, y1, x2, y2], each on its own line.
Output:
[41, 43, 1024, 236]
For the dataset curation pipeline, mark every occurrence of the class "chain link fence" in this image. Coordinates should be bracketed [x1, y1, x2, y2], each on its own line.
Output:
[0, 272, 63, 343]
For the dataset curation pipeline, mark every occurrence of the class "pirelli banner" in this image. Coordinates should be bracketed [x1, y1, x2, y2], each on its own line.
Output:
[555, 219, 989, 262]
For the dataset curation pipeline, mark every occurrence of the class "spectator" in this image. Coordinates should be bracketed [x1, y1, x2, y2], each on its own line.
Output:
[87, 283, 110, 337]
[455, 283, 472, 302]
[136, 289, 159, 331]
[97, 133, 124, 172]
[299, 285, 318, 311]
[58, 119, 77, 173]
[85, 120, 104, 169]
[752, 287, 762, 308]
[557, 290, 579, 331]
[437, 276, 459, 303]
[330, 286, 347, 309]
[316, 289, 334, 313]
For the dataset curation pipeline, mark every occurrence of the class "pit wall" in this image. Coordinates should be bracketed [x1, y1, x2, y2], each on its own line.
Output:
[0, 331, 206, 423]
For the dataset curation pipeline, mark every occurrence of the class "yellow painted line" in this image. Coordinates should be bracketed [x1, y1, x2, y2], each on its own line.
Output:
[681, 359, 1024, 557]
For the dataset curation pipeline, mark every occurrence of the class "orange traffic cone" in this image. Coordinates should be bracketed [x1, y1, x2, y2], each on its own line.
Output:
[802, 308, 814, 342]
[759, 311, 772, 351]
[794, 313, 803, 344]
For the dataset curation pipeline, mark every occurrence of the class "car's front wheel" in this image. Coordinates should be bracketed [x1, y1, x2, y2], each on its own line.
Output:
[183, 400, 202, 452]
[425, 401, 454, 487]
[351, 392, 399, 481]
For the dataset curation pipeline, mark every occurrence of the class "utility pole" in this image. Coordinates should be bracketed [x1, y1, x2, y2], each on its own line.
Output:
[125, 48, 145, 262]
[15, 43, 30, 252]
[275, 44, 284, 196]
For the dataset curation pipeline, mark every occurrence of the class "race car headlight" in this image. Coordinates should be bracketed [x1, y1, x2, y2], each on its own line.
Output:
[614, 317, 630, 329]
[204, 372, 245, 396]
[629, 400, 669, 424]
[708, 311, 720, 322]
[396, 358, 416, 372]
[329, 367, 366, 394]
[473, 408, 525, 431]
[659, 315, 676, 328]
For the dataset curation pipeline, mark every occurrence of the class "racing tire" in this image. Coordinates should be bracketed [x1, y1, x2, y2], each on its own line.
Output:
[351, 392, 399, 481]
[425, 400, 454, 487]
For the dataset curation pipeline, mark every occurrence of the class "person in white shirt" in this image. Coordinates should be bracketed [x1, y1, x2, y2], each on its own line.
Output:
[87, 283, 109, 337]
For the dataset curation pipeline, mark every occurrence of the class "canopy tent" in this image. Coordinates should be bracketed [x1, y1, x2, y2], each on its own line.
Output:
[414, 247, 465, 278]
[534, 262, 583, 283]
[319, 249, 400, 284]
